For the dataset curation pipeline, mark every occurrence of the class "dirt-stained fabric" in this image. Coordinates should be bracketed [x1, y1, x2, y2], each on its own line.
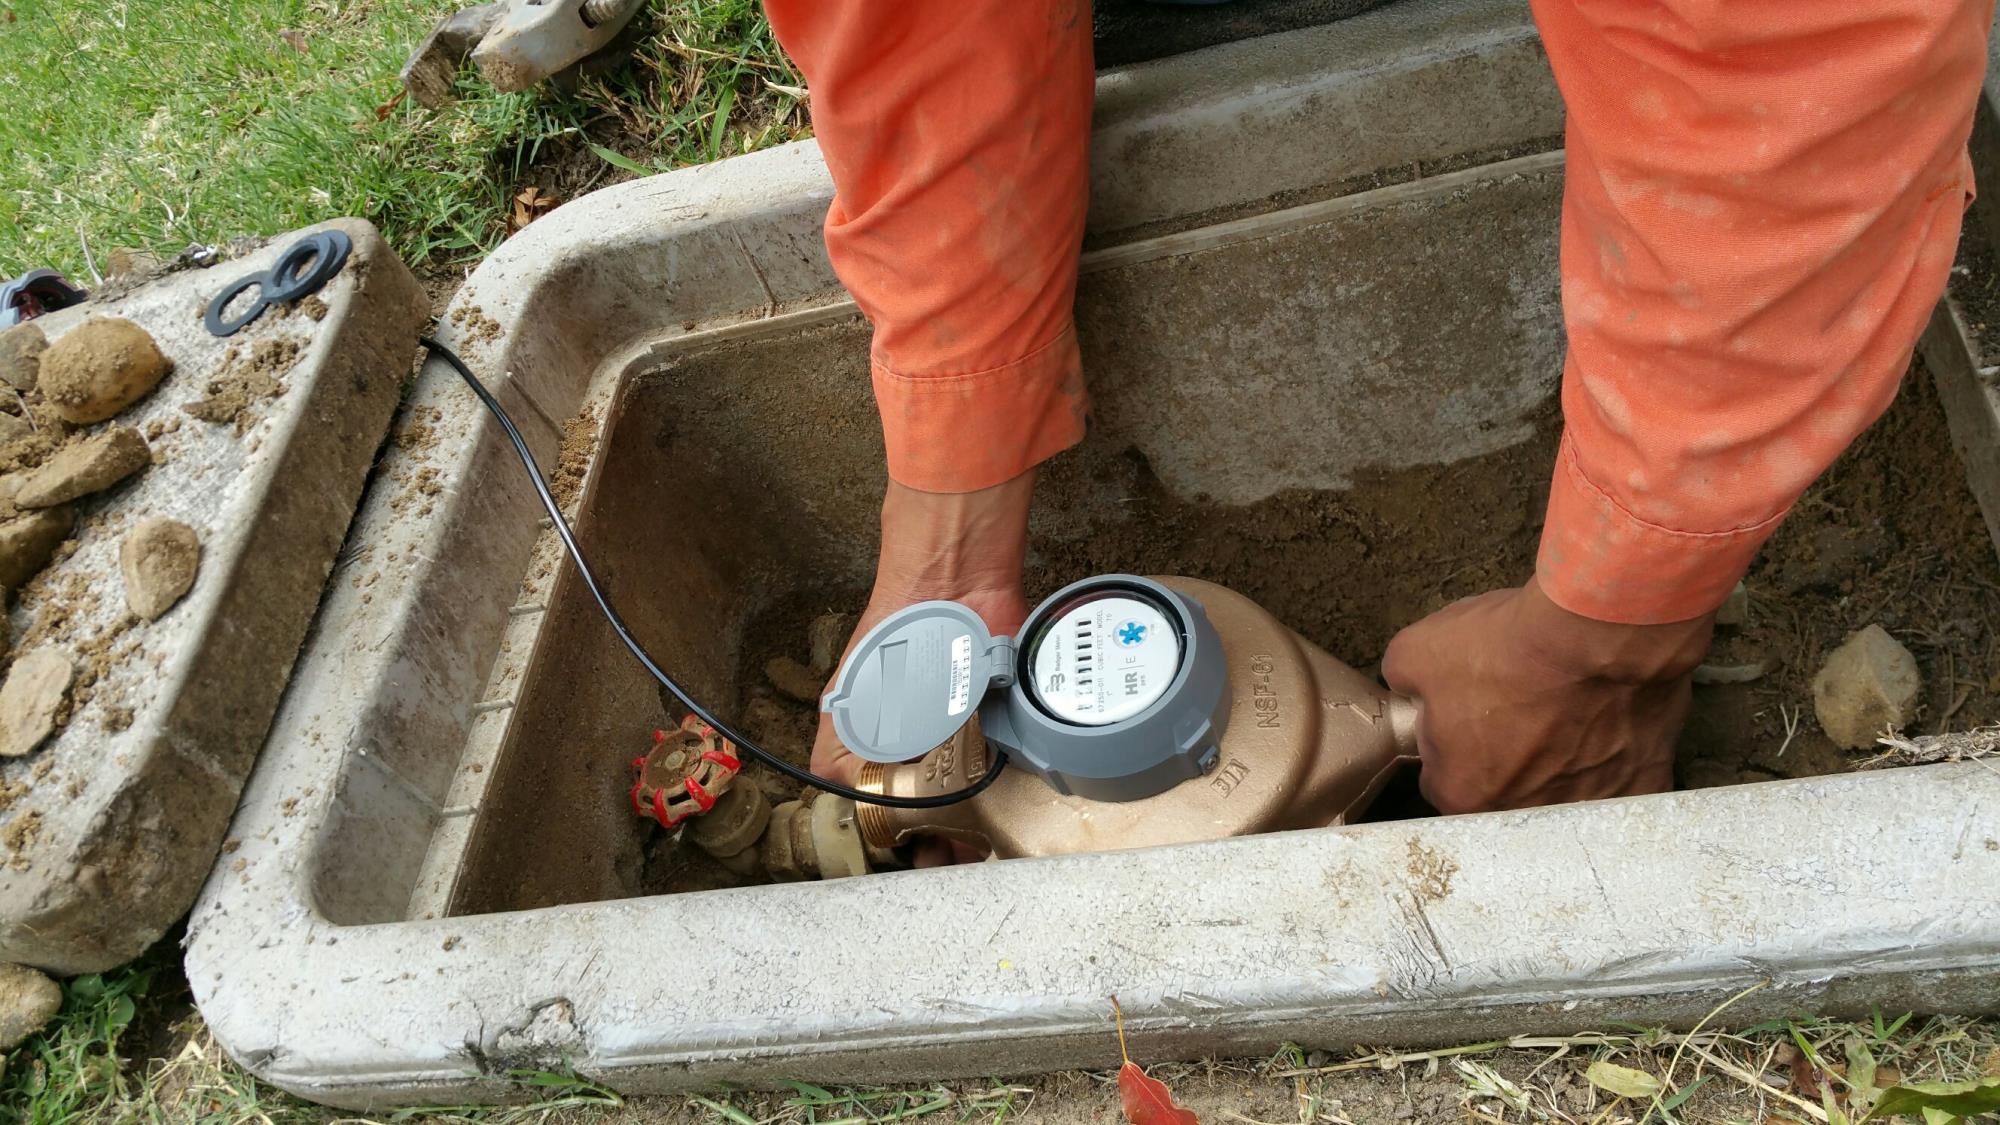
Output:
[767, 0, 1990, 623]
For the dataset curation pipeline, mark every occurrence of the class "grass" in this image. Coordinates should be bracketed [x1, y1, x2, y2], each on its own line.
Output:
[0, 0, 806, 281]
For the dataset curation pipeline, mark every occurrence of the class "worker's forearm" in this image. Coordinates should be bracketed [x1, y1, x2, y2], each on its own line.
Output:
[1532, 0, 1991, 624]
[765, 0, 1095, 494]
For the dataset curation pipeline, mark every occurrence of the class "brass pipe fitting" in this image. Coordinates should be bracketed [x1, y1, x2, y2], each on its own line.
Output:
[686, 784, 770, 875]
[761, 795, 886, 880]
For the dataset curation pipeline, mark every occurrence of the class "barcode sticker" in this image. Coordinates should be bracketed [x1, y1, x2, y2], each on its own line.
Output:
[948, 634, 972, 716]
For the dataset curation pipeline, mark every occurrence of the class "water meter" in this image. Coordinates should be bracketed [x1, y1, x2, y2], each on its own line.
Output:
[822, 575, 1229, 801]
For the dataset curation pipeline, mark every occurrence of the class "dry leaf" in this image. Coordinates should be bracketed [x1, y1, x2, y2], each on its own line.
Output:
[278, 28, 308, 53]
[1783, 1049, 1845, 1104]
[374, 89, 407, 122]
[508, 186, 560, 233]
[1111, 997, 1198, 1125]
[1585, 1060, 1663, 1100]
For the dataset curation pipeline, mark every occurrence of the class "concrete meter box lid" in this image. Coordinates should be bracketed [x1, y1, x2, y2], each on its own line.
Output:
[0, 221, 426, 973]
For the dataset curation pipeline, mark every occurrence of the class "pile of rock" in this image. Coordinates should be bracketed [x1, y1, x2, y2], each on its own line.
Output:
[0, 317, 202, 759]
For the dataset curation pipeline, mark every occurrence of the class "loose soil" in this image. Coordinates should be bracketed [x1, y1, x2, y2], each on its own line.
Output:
[551, 407, 600, 509]
[182, 335, 301, 432]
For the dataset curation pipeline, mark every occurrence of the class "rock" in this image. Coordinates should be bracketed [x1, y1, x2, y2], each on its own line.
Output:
[14, 426, 150, 508]
[120, 517, 201, 621]
[37, 317, 172, 424]
[0, 413, 30, 445]
[1714, 581, 1750, 627]
[0, 650, 72, 758]
[0, 507, 72, 589]
[0, 963, 61, 1049]
[0, 324, 46, 393]
[807, 612, 857, 676]
[765, 655, 825, 705]
[1811, 624, 1921, 750]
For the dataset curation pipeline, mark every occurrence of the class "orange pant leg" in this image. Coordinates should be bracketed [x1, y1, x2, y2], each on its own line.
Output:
[764, 0, 1095, 494]
[1533, 0, 1991, 624]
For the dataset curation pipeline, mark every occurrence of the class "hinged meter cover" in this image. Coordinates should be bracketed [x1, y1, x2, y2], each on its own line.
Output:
[822, 601, 1016, 765]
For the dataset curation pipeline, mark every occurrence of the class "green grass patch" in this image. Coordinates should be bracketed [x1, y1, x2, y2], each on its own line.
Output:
[1, 957, 160, 1121]
[0, 0, 805, 280]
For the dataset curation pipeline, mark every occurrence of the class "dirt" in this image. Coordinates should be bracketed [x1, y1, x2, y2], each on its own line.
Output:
[445, 303, 503, 345]
[389, 465, 444, 517]
[182, 336, 300, 432]
[550, 407, 600, 509]
[119, 517, 200, 621]
[2, 808, 39, 869]
[17, 565, 97, 655]
[36, 315, 172, 424]
[394, 404, 443, 454]
[0, 431, 59, 476]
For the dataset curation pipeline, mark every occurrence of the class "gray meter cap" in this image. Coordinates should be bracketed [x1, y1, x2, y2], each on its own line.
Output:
[822, 575, 1229, 802]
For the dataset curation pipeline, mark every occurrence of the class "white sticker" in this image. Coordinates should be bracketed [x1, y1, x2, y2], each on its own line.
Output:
[1028, 594, 1180, 726]
[947, 633, 972, 716]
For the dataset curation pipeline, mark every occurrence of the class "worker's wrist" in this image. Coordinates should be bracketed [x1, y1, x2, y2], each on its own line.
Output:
[873, 471, 1035, 601]
[1511, 576, 1713, 684]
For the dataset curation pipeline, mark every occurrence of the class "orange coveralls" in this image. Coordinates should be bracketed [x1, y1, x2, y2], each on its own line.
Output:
[764, 0, 1991, 625]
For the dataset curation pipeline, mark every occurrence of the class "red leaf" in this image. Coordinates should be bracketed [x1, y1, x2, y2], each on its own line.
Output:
[1119, 1061, 1199, 1125]
[1110, 996, 1198, 1124]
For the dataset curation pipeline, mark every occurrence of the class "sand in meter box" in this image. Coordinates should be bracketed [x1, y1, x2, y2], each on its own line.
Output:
[0, 221, 426, 973]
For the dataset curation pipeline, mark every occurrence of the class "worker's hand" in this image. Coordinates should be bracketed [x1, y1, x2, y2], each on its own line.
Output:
[811, 471, 1036, 864]
[1380, 576, 1714, 814]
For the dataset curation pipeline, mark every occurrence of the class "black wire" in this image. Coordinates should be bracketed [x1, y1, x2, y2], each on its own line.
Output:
[420, 337, 1009, 809]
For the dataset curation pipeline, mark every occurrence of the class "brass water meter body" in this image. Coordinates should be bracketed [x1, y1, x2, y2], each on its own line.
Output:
[849, 577, 1418, 859]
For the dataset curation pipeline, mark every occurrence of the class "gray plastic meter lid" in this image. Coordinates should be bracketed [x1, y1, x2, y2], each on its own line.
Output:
[822, 601, 1016, 764]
